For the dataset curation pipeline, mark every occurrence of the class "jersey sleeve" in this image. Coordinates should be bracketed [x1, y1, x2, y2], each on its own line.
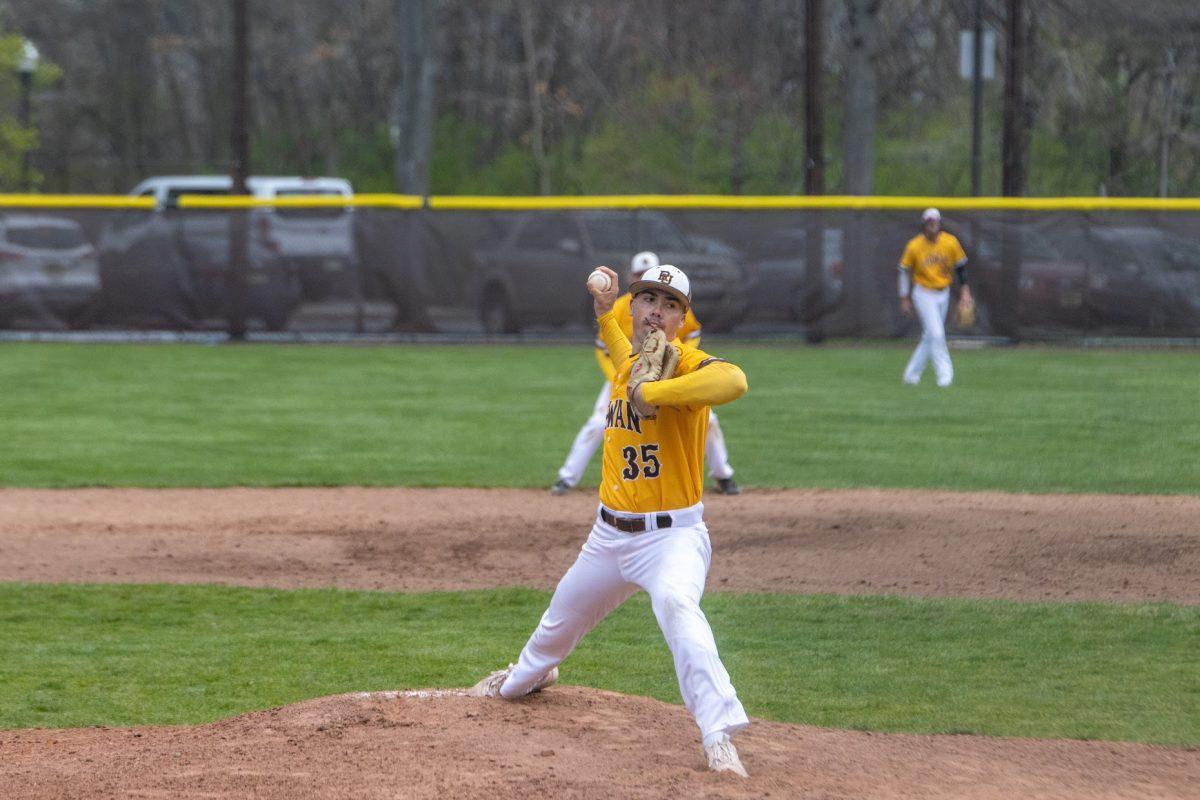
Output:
[951, 235, 967, 265]
[899, 239, 916, 270]
[597, 310, 631, 370]
[639, 348, 747, 410]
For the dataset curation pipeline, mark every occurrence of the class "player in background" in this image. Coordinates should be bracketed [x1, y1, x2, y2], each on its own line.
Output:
[551, 251, 740, 496]
[897, 208, 973, 387]
[474, 263, 752, 777]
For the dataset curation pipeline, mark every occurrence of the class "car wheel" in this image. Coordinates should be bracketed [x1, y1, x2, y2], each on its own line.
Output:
[789, 282, 826, 324]
[261, 303, 292, 332]
[481, 289, 519, 334]
[65, 298, 101, 330]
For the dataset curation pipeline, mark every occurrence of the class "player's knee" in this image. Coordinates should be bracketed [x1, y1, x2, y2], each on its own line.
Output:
[651, 588, 701, 628]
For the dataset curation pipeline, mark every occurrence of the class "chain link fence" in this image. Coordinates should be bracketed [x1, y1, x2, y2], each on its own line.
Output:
[2, 197, 1198, 339]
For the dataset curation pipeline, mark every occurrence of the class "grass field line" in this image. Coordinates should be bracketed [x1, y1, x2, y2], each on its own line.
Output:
[1, 343, 1196, 493]
[2, 582, 1196, 746]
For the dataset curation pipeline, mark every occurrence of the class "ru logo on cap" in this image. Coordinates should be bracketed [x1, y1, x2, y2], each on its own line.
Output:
[658, 270, 673, 284]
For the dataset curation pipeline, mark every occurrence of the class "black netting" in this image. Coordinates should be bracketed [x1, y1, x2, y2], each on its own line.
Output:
[1, 205, 1198, 338]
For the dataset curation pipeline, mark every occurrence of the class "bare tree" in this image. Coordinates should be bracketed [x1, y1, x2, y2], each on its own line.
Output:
[393, 0, 438, 194]
[841, 0, 880, 196]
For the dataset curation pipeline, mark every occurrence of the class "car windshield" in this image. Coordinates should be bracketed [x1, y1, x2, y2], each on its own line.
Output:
[166, 187, 230, 202]
[6, 224, 86, 250]
[759, 231, 806, 260]
[273, 188, 348, 219]
[639, 214, 687, 251]
[583, 215, 634, 250]
[973, 228, 1059, 261]
[1098, 230, 1200, 271]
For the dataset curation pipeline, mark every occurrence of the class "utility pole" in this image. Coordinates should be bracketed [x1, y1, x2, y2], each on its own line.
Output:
[18, 40, 38, 192]
[1159, 49, 1176, 198]
[804, 0, 824, 198]
[803, 0, 826, 343]
[228, 0, 250, 340]
[970, 0, 984, 196]
[998, 0, 1026, 341]
[1001, 0, 1026, 199]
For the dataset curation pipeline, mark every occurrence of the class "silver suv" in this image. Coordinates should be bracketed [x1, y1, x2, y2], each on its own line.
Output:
[0, 214, 100, 328]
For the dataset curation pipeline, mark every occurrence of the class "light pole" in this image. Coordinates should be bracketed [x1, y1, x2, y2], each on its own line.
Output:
[18, 40, 38, 192]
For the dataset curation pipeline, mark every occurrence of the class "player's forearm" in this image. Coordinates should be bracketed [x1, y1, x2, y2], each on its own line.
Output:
[597, 311, 631, 367]
[640, 360, 747, 408]
[594, 345, 616, 382]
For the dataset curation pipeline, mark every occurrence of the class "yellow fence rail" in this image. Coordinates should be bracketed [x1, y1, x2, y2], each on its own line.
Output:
[0, 193, 1198, 211]
[0, 194, 156, 209]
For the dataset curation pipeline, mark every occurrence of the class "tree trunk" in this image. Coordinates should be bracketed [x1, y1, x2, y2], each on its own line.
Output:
[803, 0, 826, 343]
[841, 0, 878, 196]
[393, 0, 438, 195]
[518, 0, 551, 195]
[841, 0, 881, 336]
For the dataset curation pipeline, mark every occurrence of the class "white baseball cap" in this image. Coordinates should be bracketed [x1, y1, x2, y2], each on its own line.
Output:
[629, 264, 691, 308]
[922, 207, 942, 223]
[630, 251, 660, 276]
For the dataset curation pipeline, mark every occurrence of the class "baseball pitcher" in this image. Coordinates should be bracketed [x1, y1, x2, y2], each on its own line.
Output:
[473, 263, 752, 778]
[551, 251, 740, 497]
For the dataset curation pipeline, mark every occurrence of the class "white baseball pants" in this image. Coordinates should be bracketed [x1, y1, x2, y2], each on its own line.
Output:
[903, 284, 953, 387]
[500, 503, 750, 743]
[556, 382, 734, 487]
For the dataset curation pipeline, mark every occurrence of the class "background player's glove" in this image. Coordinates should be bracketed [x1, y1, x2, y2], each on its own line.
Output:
[957, 295, 977, 328]
[628, 329, 680, 418]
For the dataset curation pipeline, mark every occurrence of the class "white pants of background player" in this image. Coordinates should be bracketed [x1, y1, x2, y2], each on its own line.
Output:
[556, 382, 734, 487]
[500, 502, 749, 746]
[904, 284, 953, 387]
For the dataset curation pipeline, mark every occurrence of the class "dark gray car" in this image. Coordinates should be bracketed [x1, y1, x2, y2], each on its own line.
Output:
[97, 205, 301, 331]
[474, 210, 745, 334]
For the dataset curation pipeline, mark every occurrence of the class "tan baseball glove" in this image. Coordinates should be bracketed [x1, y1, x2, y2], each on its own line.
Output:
[957, 295, 977, 328]
[627, 329, 680, 418]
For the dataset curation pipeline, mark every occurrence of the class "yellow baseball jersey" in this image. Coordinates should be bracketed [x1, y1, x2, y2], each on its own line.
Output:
[899, 232, 967, 290]
[596, 311, 746, 513]
[594, 292, 702, 381]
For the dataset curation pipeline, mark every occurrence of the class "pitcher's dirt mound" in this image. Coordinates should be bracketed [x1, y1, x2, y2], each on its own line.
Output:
[1, 686, 1196, 800]
[2, 487, 1198, 602]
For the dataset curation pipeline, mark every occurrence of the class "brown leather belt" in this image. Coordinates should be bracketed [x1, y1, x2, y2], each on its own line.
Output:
[600, 507, 673, 534]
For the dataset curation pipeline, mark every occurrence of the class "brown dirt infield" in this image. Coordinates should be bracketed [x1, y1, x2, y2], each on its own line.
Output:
[1, 486, 1198, 799]
[2, 487, 1198, 602]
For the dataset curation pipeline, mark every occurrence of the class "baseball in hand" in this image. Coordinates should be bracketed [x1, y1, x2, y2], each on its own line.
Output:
[587, 269, 613, 294]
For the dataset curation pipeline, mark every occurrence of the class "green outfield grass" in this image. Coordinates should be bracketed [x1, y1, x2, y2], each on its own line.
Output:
[1, 342, 1195, 492]
[1, 583, 1195, 744]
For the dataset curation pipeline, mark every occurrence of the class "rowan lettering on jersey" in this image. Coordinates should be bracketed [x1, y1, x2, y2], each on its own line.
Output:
[604, 397, 642, 433]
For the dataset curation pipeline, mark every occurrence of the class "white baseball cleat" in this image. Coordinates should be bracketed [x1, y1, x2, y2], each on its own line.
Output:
[470, 664, 558, 698]
[704, 734, 749, 778]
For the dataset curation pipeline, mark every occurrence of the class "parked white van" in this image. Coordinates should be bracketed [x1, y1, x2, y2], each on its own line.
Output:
[129, 175, 357, 301]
